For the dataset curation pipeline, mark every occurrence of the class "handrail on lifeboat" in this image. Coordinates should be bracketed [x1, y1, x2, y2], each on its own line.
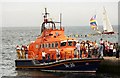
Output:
[41, 21, 56, 34]
[41, 8, 62, 34]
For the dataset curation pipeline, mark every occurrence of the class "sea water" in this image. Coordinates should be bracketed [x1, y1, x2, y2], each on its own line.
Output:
[1, 26, 119, 78]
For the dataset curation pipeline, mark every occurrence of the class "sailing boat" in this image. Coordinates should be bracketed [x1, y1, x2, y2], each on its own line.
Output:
[90, 15, 101, 34]
[102, 7, 114, 34]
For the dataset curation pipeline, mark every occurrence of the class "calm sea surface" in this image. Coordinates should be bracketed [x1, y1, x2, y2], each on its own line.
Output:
[1, 26, 119, 78]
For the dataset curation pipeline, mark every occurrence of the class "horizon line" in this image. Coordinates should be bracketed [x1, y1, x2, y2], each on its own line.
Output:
[2, 25, 118, 27]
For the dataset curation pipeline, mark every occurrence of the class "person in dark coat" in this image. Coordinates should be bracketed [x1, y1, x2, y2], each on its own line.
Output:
[116, 43, 119, 58]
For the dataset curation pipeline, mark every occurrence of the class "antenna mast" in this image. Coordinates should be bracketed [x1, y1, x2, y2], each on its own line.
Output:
[43, 8, 49, 23]
[60, 13, 62, 28]
[44, 8, 49, 18]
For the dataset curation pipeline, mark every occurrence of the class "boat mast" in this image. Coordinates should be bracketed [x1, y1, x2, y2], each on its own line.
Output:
[44, 8, 49, 23]
[41, 8, 50, 34]
[60, 13, 62, 29]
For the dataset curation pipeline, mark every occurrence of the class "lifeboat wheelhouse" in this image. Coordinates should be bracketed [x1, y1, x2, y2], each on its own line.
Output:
[28, 8, 77, 61]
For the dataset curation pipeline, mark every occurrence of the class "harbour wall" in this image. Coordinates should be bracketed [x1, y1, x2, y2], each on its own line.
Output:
[97, 57, 120, 75]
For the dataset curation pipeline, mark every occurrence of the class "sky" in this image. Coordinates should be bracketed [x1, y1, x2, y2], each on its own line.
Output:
[1, 0, 119, 27]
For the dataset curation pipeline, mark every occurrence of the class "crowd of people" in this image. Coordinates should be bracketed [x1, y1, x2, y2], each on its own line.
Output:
[16, 38, 119, 60]
[75, 38, 120, 58]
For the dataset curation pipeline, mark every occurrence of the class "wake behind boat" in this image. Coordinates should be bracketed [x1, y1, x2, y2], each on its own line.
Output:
[15, 8, 103, 72]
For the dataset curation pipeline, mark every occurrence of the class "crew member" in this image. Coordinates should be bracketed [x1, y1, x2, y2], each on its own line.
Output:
[21, 45, 25, 59]
[16, 45, 22, 59]
[75, 41, 81, 58]
[56, 48, 60, 61]
[24, 45, 28, 59]
[42, 50, 46, 63]
[116, 43, 119, 58]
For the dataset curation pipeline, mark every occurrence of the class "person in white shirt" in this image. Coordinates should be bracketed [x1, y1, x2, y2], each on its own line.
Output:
[75, 41, 81, 58]
[56, 48, 60, 61]
[42, 50, 46, 63]
[98, 38, 104, 58]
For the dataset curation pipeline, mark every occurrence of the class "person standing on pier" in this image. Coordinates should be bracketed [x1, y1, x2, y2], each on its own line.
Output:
[104, 40, 109, 56]
[93, 40, 98, 57]
[113, 43, 117, 56]
[109, 43, 113, 56]
[98, 38, 104, 58]
[116, 43, 119, 58]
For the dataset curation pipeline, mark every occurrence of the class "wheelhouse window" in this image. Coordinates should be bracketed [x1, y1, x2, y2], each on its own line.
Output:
[60, 40, 77, 47]
[40, 44, 42, 48]
[46, 43, 49, 48]
[42, 44, 44, 48]
[61, 42, 66, 46]
[68, 41, 72, 46]
[45, 43, 47, 48]
[49, 43, 51, 48]
[52, 43, 54, 48]
[55, 42, 58, 47]
[40, 45, 41, 48]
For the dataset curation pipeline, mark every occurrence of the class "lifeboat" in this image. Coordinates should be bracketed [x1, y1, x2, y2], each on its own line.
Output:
[15, 8, 103, 72]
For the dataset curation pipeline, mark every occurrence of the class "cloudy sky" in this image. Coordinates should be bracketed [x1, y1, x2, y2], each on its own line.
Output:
[1, 0, 119, 27]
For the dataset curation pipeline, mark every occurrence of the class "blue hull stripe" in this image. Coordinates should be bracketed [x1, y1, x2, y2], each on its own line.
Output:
[15, 58, 103, 71]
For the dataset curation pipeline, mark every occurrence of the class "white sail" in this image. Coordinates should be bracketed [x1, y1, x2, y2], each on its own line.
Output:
[102, 7, 113, 32]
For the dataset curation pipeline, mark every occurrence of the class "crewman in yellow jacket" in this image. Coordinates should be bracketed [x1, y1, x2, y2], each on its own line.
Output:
[16, 45, 22, 59]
